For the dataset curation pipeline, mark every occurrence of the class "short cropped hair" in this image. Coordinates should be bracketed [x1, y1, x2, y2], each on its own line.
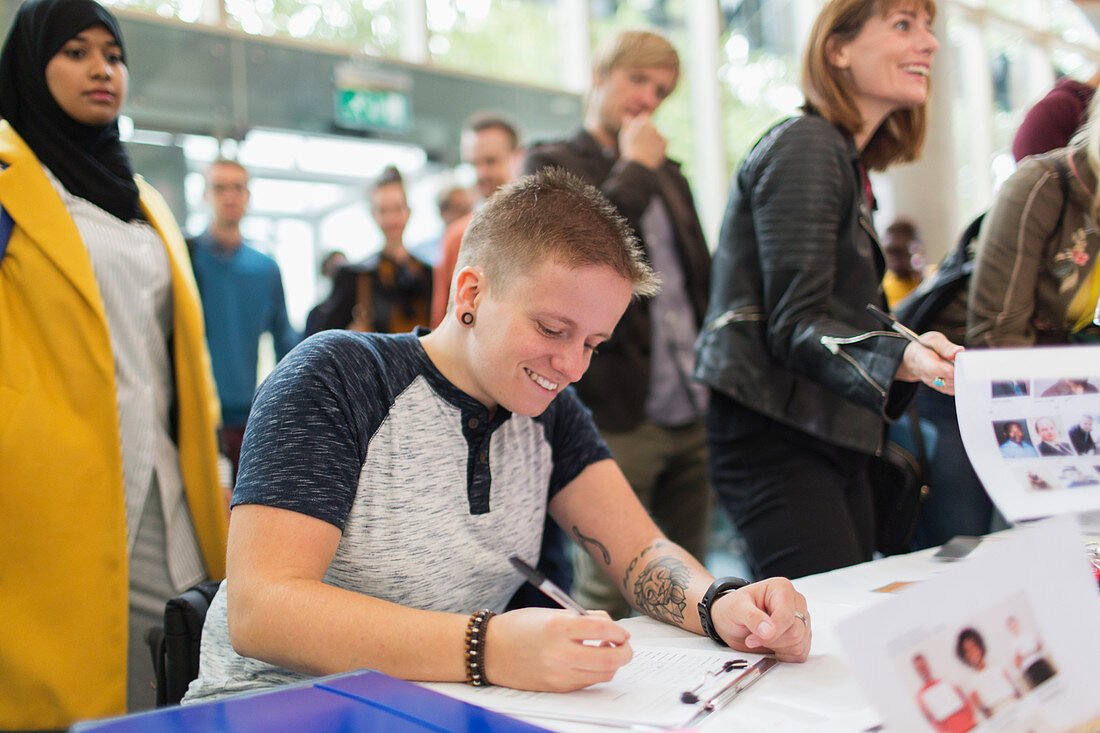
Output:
[436, 184, 470, 216]
[801, 0, 936, 171]
[465, 111, 521, 151]
[456, 167, 658, 302]
[205, 157, 249, 183]
[592, 29, 679, 86]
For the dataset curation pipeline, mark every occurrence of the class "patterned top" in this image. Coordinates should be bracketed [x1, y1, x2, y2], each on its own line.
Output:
[48, 169, 204, 592]
[185, 330, 610, 701]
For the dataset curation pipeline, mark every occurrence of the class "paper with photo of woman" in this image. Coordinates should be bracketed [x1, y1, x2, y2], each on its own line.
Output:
[835, 515, 1099, 733]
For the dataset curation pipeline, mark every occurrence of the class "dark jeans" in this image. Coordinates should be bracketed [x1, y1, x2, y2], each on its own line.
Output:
[890, 386, 992, 551]
[706, 390, 875, 580]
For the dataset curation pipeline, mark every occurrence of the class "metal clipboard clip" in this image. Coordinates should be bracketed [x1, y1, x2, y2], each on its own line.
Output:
[682, 656, 779, 728]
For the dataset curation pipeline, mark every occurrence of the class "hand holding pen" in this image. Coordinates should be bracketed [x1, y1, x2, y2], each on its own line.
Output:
[866, 304, 963, 395]
[482, 556, 632, 692]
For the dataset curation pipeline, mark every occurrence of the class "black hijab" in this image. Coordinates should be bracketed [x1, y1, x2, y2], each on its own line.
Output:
[0, 0, 141, 222]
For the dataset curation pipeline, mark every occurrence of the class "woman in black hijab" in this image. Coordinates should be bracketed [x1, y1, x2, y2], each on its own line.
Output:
[0, 1, 226, 726]
[0, 0, 141, 221]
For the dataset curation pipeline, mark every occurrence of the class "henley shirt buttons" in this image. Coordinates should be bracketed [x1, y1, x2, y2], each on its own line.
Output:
[478, 452, 488, 464]
[468, 418, 479, 429]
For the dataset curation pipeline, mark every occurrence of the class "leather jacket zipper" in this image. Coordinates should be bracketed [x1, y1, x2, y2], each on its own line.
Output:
[819, 331, 899, 398]
[702, 307, 766, 334]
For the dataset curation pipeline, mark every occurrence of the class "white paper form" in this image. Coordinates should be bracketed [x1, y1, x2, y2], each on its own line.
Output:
[954, 345, 1100, 522]
[835, 515, 1100, 733]
[423, 645, 769, 729]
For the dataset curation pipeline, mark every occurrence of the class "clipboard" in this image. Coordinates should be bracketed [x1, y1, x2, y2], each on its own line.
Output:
[681, 656, 779, 728]
[427, 649, 781, 731]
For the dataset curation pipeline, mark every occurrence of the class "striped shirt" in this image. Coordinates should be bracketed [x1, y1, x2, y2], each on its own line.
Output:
[49, 170, 205, 592]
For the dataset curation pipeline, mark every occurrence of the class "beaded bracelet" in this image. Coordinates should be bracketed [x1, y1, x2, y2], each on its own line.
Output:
[464, 608, 496, 686]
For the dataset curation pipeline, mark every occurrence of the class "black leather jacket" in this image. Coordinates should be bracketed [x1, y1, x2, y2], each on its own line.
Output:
[694, 114, 914, 454]
[525, 130, 711, 431]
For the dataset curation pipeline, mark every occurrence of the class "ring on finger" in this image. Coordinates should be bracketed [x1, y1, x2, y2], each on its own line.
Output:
[793, 610, 809, 628]
[932, 377, 945, 388]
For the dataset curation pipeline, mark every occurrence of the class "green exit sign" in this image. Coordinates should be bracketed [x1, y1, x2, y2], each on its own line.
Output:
[334, 88, 410, 132]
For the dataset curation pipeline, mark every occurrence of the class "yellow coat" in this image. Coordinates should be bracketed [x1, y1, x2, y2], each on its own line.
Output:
[0, 122, 228, 729]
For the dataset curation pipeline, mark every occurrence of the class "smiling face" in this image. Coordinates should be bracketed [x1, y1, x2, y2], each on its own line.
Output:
[961, 637, 984, 667]
[590, 65, 678, 140]
[459, 260, 632, 417]
[1006, 423, 1024, 444]
[45, 24, 127, 126]
[828, 4, 937, 130]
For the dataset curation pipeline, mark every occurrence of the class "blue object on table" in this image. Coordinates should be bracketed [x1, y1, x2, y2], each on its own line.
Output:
[71, 670, 549, 733]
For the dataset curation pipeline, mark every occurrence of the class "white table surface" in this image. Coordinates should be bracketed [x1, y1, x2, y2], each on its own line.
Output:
[428, 531, 1046, 732]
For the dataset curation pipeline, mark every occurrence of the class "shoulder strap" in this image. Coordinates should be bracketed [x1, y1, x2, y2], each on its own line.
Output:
[0, 205, 12, 266]
[0, 163, 9, 266]
[1048, 157, 1071, 243]
[348, 271, 374, 331]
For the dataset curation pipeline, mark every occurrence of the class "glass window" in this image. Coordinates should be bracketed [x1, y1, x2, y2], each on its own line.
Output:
[100, 0, 207, 22]
[718, 13, 802, 176]
[222, 0, 401, 55]
[427, 0, 562, 87]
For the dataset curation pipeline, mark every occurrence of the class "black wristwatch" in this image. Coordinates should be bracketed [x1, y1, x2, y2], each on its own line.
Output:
[698, 576, 749, 647]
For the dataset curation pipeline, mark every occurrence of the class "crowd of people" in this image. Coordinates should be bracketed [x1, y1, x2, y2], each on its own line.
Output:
[0, 0, 1096, 728]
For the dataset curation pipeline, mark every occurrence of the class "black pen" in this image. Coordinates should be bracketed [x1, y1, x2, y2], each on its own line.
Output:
[508, 555, 590, 615]
[865, 303, 924, 345]
[867, 303, 947, 387]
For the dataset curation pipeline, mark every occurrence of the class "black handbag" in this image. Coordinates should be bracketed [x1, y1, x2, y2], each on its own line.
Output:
[146, 579, 222, 706]
[869, 405, 930, 556]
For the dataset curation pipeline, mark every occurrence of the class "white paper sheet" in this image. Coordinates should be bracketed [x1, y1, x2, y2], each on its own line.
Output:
[835, 515, 1100, 733]
[423, 645, 770, 729]
[955, 345, 1100, 521]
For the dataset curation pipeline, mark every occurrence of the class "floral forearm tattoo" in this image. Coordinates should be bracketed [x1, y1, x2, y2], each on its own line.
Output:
[630, 554, 691, 625]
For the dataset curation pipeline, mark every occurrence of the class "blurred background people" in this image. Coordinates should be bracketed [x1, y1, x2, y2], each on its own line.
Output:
[695, 0, 959, 580]
[305, 165, 432, 336]
[882, 218, 924, 308]
[411, 180, 472, 266]
[969, 99, 1100, 349]
[0, 0, 227, 725]
[431, 112, 524, 328]
[525, 30, 713, 618]
[1012, 67, 1100, 162]
[188, 159, 299, 484]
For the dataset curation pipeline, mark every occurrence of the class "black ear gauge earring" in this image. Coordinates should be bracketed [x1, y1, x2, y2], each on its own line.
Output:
[460, 311, 474, 326]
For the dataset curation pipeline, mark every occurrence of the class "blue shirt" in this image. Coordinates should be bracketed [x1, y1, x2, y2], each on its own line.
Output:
[999, 439, 1038, 459]
[189, 231, 299, 425]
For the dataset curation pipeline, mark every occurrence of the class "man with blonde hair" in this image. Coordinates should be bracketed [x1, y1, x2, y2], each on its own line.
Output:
[525, 29, 712, 618]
